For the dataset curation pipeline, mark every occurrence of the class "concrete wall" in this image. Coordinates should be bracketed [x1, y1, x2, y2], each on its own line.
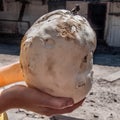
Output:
[0, 0, 89, 34]
[0, 1, 88, 34]
[106, 2, 120, 47]
[0, 0, 48, 34]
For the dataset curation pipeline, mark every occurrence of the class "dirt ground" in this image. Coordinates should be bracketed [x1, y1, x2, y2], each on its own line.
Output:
[0, 43, 120, 120]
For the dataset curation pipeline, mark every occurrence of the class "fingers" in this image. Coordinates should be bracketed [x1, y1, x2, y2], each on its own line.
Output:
[30, 99, 85, 116]
[24, 88, 74, 109]
[44, 96, 74, 109]
[8, 85, 74, 109]
[28, 88, 74, 109]
[44, 98, 85, 116]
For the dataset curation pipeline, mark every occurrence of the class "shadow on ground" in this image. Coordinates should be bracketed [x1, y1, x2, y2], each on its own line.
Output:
[0, 33, 22, 55]
[94, 45, 120, 67]
[0, 43, 20, 55]
[50, 115, 84, 120]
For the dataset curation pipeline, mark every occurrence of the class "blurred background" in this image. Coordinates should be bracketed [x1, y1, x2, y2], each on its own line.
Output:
[0, 0, 120, 47]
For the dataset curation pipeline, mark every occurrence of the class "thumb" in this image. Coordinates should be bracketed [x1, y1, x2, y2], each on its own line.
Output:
[46, 97, 74, 109]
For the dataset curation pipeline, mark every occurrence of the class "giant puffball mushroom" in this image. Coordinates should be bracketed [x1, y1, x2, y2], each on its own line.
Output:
[20, 9, 96, 103]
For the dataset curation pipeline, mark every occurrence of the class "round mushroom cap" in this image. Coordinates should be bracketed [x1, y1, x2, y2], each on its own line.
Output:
[20, 9, 96, 103]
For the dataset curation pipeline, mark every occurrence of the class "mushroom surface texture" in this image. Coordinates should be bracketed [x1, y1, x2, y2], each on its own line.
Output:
[20, 9, 96, 103]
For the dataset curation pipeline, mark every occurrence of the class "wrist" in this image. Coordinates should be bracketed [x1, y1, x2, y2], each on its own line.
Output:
[0, 87, 22, 112]
[0, 89, 9, 113]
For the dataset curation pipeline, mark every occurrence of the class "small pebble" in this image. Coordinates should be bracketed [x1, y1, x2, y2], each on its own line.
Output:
[94, 115, 99, 118]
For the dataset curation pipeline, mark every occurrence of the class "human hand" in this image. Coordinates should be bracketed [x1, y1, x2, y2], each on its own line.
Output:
[0, 85, 85, 116]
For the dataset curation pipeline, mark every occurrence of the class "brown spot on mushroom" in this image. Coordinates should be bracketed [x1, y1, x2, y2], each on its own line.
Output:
[21, 35, 27, 44]
[79, 19, 88, 26]
[79, 55, 88, 73]
[56, 23, 76, 41]
[77, 81, 86, 88]
[46, 58, 56, 77]
[75, 74, 86, 88]
[44, 39, 55, 48]
[27, 63, 36, 76]
[78, 24, 81, 28]
[83, 18, 87, 22]
[83, 55, 87, 63]
[84, 32, 89, 37]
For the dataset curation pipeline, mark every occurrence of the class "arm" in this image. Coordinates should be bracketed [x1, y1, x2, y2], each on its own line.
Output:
[0, 85, 74, 114]
[0, 85, 84, 116]
[0, 62, 24, 87]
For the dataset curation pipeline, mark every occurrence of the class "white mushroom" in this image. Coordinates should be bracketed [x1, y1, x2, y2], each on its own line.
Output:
[20, 9, 96, 103]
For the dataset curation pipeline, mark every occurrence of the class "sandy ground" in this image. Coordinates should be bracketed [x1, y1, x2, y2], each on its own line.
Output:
[0, 43, 120, 120]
